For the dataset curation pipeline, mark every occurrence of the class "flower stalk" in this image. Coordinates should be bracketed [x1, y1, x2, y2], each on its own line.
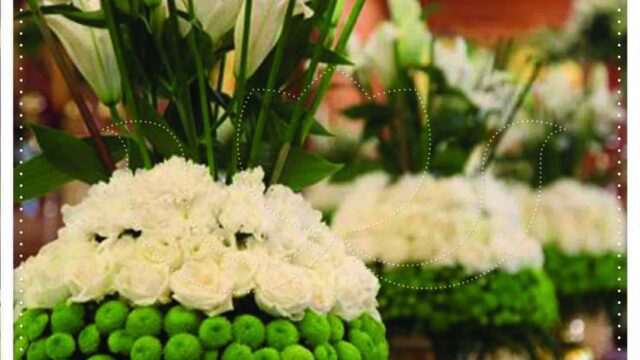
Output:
[247, 0, 298, 168]
[187, 0, 216, 177]
[227, 0, 253, 182]
[100, 0, 152, 168]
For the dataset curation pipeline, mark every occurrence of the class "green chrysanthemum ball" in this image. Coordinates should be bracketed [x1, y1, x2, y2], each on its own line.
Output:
[95, 300, 129, 334]
[164, 333, 203, 360]
[299, 311, 330, 347]
[281, 344, 314, 360]
[222, 343, 253, 360]
[51, 303, 85, 334]
[232, 315, 265, 349]
[126, 306, 163, 338]
[130, 336, 162, 360]
[199, 317, 233, 349]
[266, 319, 299, 350]
[164, 306, 202, 337]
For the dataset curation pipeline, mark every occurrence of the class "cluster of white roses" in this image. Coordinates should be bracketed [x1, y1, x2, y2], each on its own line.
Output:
[15, 157, 380, 321]
[329, 172, 543, 273]
[512, 179, 624, 255]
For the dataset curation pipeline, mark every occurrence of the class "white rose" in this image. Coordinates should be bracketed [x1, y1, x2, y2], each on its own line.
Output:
[65, 248, 113, 303]
[114, 259, 171, 306]
[170, 260, 234, 316]
[333, 257, 379, 321]
[137, 235, 184, 271]
[254, 262, 313, 320]
[221, 251, 259, 296]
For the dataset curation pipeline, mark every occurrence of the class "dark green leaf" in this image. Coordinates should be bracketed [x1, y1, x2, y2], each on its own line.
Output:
[31, 124, 110, 183]
[280, 148, 343, 191]
[309, 120, 334, 137]
[14, 155, 74, 202]
[137, 99, 186, 158]
[305, 46, 353, 65]
[343, 102, 394, 120]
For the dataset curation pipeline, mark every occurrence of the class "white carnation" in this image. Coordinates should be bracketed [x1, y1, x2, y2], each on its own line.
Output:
[333, 257, 380, 321]
[254, 262, 313, 320]
[114, 259, 171, 306]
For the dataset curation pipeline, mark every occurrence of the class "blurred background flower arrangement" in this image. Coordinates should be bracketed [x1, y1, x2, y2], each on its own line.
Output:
[14, 0, 626, 359]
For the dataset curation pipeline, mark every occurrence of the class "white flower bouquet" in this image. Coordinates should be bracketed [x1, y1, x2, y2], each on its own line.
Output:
[329, 173, 558, 356]
[513, 180, 626, 320]
[15, 0, 390, 358]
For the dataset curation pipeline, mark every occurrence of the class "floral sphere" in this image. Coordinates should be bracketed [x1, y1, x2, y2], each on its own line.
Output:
[331, 172, 543, 272]
[15, 157, 380, 321]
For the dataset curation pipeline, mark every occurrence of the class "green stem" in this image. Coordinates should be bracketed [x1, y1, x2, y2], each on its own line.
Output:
[166, 0, 199, 162]
[484, 60, 543, 169]
[26, 0, 115, 173]
[108, 104, 130, 137]
[248, 0, 297, 167]
[227, 0, 253, 182]
[100, 0, 152, 168]
[187, 0, 215, 177]
[298, 0, 365, 140]
[270, 0, 365, 184]
[211, 55, 227, 132]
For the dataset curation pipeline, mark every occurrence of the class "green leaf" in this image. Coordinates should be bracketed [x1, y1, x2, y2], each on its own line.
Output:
[137, 99, 186, 158]
[280, 148, 343, 191]
[14, 155, 74, 202]
[31, 124, 110, 184]
[343, 102, 393, 120]
[309, 120, 334, 137]
[305, 45, 353, 65]
[16, 4, 107, 28]
[14, 136, 133, 202]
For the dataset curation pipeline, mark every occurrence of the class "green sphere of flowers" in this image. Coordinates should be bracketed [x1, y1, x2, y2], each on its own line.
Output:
[348, 330, 376, 360]
[327, 314, 345, 342]
[232, 314, 265, 349]
[14, 335, 29, 359]
[164, 333, 203, 360]
[222, 343, 253, 360]
[253, 347, 280, 360]
[130, 335, 163, 360]
[204, 350, 219, 360]
[281, 344, 314, 360]
[51, 303, 85, 334]
[299, 311, 330, 346]
[164, 306, 202, 336]
[16, 310, 48, 341]
[126, 306, 163, 338]
[199, 317, 233, 349]
[26, 339, 47, 360]
[95, 300, 129, 334]
[87, 355, 115, 360]
[334, 341, 362, 360]
[314, 344, 337, 360]
[78, 324, 101, 354]
[45, 333, 76, 359]
[107, 329, 135, 355]
[266, 319, 299, 350]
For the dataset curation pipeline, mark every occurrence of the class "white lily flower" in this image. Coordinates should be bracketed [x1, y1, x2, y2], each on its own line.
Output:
[45, 0, 121, 105]
[234, 0, 314, 77]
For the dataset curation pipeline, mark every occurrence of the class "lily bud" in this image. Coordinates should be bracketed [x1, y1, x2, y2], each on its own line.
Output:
[45, 0, 122, 105]
[234, 0, 314, 77]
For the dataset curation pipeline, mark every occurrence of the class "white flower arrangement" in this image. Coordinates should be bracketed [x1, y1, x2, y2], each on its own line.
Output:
[16, 157, 380, 322]
[330, 172, 543, 273]
[512, 179, 624, 255]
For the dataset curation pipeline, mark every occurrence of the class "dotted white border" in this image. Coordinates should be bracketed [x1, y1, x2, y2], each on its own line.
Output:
[615, 4, 625, 353]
